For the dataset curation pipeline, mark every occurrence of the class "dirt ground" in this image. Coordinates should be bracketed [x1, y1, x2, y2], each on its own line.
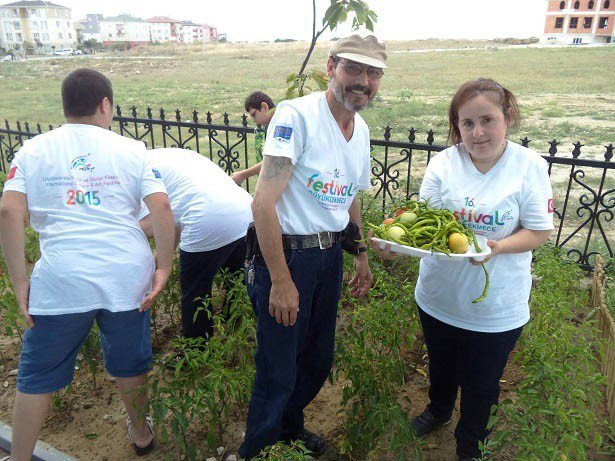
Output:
[0, 315, 526, 461]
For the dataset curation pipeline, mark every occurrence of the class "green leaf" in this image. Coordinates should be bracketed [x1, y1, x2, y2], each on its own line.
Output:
[84, 433, 98, 440]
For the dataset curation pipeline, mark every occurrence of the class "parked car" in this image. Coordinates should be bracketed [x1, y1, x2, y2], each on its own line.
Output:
[53, 48, 75, 56]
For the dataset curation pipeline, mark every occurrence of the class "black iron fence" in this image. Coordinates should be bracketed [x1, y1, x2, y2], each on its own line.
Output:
[1, 106, 613, 269]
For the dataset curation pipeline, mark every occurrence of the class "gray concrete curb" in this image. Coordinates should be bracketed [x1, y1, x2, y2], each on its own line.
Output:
[0, 420, 77, 461]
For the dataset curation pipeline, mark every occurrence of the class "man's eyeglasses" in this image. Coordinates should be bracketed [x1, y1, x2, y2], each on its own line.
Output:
[335, 58, 384, 80]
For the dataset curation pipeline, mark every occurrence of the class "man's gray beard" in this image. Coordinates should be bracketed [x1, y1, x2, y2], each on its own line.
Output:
[331, 77, 368, 113]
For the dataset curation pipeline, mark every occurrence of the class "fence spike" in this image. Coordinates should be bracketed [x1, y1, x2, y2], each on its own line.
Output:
[427, 129, 434, 145]
[572, 141, 583, 158]
[16, 121, 21, 131]
[147, 106, 153, 119]
[131, 106, 137, 117]
[37, 123, 42, 134]
[242, 114, 248, 127]
[193, 110, 199, 123]
[116, 104, 122, 117]
[25, 121, 30, 132]
[223, 112, 230, 126]
[408, 127, 416, 143]
[604, 143, 613, 162]
[521, 136, 530, 147]
[160, 108, 165, 120]
[548, 139, 558, 156]
[384, 126, 391, 141]
[207, 111, 212, 124]
[175, 109, 181, 121]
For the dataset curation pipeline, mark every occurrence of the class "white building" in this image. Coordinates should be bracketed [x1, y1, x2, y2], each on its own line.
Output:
[0, 0, 76, 55]
[145, 16, 181, 43]
[99, 14, 150, 46]
[178, 20, 203, 43]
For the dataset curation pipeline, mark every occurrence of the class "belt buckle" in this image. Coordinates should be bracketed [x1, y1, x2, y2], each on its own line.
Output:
[318, 231, 332, 250]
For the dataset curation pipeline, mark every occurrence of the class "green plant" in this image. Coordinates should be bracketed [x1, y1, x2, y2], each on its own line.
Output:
[254, 440, 314, 460]
[334, 251, 423, 460]
[149, 274, 256, 460]
[482, 245, 606, 459]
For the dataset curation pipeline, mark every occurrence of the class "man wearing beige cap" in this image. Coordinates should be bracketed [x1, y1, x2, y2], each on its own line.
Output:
[238, 33, 386, 459]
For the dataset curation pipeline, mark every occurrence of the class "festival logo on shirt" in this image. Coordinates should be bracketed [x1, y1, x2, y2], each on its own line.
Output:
[7, 166, 17, 180]
[451, 196, 514, 233]
[548, 198, 555, 213]
[305, 171, 355, 210]
[152, 168, 162, 179]
[70, 154, 95, 173]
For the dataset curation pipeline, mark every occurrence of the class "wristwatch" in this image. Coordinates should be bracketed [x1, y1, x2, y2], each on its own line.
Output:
[354, 246, 368, 255]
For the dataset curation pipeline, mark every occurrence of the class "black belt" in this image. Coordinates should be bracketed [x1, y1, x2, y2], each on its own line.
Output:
[282, 231, 342, 250]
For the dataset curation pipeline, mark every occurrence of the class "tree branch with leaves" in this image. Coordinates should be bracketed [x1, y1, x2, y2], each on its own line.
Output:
[285, 0, 377, 100]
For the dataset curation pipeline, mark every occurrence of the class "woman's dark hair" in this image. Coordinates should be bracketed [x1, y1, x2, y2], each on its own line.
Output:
[447, 78, 520, 145]
[244, 91, 275, 112]
[62, 68, 113, 118]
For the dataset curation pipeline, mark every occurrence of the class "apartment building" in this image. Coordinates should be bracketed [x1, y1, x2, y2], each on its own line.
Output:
[145, 16, 180, 43]
[99, 14, 150, 47]
[542, 0, 615, 44]
[0, 0, 75, 54]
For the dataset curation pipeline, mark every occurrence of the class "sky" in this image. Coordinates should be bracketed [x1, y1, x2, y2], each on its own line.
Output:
[14, 0, 547, 41]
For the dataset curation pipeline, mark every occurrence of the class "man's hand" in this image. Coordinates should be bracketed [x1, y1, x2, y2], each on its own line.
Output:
[231, 170, 246, 185]
[349, 254, 373, 298]
[15, 278, 33, 329]
[367, 229, 399, 261]
[140, 267, 171, 312]
[269, 277, 300, 326]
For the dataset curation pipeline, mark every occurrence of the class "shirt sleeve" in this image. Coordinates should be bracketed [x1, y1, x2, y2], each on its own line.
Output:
[2, 148, 28, 194]
[519, 157, 555, 230]
[262, 104, 305, 165]
[419, 155, 444, 209]
[139, 147, 167, 200]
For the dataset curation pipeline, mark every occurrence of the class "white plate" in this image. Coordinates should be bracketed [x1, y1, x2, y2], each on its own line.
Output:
[372, 234, 491, 262]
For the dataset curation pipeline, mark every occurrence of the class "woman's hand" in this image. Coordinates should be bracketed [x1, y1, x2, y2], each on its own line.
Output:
[470, 239, 501, 265]
[367, 230, 399, 261]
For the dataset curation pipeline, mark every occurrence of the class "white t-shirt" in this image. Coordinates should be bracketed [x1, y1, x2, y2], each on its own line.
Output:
[414, 141, 555, 333]
[139, 148, 253, 252]
[263, 92, 371, 235]
[3, 124, 167, 315]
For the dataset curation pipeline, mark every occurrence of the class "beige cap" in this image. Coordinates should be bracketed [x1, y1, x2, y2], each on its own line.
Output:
[329, 33, 387, 69]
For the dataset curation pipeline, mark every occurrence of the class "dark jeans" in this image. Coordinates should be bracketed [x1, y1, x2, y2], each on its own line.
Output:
[238, 244, 344, 459]
[178, 237, 246, 339]
[417, 306, 523, 459]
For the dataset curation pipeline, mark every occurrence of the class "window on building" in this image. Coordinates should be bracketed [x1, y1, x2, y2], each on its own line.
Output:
[58, 32, 63, 39]
[584, 16, 593, 27]
[56, 20, 61, 27]
[604, 0, 611, 7]
[589, 0, 595, 8]
[570, 17, 579, 27]
[30, 9, 37, 16]
[560, 1, 565, 8]
[68, 32, 72, 38]
[574, 0, 580, 7]
[6, 32, 13, 41]
[12, 21, 20, 30]
[599, 16, 609, 27]
[33, 32, 39, 39]
[555, 17, 565, 27]
[42, 32, 49, 41]
[41, 21, 47, 30]
[31, 21, 38, 29]
[15, 32, 22, 41]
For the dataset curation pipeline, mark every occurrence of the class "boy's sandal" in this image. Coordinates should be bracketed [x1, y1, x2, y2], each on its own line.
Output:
[126, 414, 156, 456]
